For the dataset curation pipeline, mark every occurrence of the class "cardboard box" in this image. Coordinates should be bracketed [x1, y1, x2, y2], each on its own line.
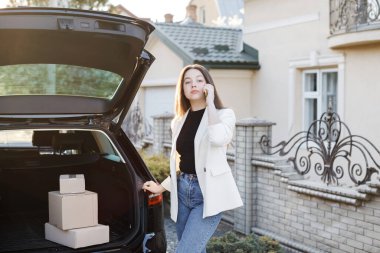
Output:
[59, 174, 85, 194]
[49, 191, 98, 230]
[45, 223, 109, 249]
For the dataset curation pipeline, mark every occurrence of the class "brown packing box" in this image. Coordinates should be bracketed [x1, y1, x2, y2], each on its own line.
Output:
[59, 174, 85, 194]
[48, 191, 98, 230]
[45, 223, 109, 249]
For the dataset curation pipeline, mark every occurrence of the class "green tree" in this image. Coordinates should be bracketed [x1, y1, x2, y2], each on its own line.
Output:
[8, 0, 50, 7]
[0, 64, 122, 97]
[7, 0, 117, 12]
[67, 0, 109, 10]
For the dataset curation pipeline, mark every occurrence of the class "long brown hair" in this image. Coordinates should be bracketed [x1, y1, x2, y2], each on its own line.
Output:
[174, 64, 224, 117]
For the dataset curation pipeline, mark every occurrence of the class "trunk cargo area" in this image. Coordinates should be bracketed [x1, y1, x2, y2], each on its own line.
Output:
[0, 152, 137, 252]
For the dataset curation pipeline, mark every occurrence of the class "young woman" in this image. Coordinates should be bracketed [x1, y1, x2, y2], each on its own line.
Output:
[142, 64, 243, 253]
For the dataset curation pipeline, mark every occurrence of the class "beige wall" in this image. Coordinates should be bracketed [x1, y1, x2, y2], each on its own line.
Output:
[343, 44, 380, 144]
[210, 69, 254, 120]
[136, 35, 184, 118]
[244, 0, 334, 143]
[244, 0, 380, 148]
[144, 35, 184, 83]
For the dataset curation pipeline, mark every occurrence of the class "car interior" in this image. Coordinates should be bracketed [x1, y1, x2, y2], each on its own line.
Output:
[0, 129, 138, 252]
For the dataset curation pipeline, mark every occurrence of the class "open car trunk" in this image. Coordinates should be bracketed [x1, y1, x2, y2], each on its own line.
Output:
[0, 129, 142, 252]
[0, 7, 164, 253]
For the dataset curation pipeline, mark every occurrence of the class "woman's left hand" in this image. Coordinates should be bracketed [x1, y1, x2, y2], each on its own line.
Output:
[142, 180, 165, 194]
[203, 84, 215, 106]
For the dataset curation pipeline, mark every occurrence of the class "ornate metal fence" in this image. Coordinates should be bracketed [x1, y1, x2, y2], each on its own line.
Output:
[260, 107, 380, 186]
[330, 0, 380, 34]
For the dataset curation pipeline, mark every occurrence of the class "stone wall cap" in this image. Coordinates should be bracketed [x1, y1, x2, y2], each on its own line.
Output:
[236, 117, 276, 126]
[252, 154, 288, 163]
[152, 112, 175, 119]
[289, 180, 366, 199]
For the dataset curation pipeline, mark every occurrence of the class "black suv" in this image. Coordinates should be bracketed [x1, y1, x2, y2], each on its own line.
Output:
[0, 7, 166, 253]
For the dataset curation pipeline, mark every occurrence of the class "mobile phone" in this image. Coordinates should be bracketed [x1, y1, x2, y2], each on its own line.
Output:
[203, 89, 208, 97]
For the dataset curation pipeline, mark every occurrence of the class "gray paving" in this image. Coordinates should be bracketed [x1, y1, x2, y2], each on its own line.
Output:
[164, 216, 233, 253]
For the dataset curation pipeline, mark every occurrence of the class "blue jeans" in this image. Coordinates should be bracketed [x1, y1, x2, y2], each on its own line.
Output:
[175, 173, 222, 253]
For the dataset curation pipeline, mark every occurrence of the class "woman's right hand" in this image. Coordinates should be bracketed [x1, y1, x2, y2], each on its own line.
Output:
[142, 180, 166, 194]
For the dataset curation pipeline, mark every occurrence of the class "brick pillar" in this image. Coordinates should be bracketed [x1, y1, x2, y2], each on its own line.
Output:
[152, 112, 174, 155]
[234, 118, 275, 234]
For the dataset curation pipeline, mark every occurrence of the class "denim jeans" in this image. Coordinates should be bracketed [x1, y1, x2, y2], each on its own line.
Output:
[175, 173, 222, 253]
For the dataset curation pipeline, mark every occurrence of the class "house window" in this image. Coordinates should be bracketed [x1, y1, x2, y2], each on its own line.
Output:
[303, 69, 338, 133]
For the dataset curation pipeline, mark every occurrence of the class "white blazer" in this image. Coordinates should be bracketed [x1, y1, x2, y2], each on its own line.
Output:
[161, 107, 243, 222]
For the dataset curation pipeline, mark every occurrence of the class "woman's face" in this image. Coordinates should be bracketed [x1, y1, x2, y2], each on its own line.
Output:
[183, 68, 206, 101]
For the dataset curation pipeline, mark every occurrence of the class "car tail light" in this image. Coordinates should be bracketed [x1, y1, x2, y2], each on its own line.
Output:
[148, 193, 163, 206]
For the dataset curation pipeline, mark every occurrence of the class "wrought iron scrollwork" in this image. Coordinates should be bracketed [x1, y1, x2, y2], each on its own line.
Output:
[260, 107, 380, 185]
[330, 0, 380, 34]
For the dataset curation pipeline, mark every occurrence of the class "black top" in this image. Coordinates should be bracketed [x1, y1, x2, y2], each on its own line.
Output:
[176, 108, 206, 174]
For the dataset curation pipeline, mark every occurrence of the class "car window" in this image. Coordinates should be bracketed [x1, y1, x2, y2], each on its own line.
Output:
[0, 130, 33, 147]
[0, 64, 123, 99]
[92, 131, 118, 155]
[0, 130, 121, 162]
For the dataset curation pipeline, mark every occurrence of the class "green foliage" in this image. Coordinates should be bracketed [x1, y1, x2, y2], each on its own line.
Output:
[207, 231, 283, 253]
[67, 0, 109, 10]
[139, 152, 170, 183]
[0, 64, 121, 98]
[258, 236, 282, 253]
[0, 65, 49, 95]
[7, 0, 116, 12]
[139, 152, 170, 204]
[8, 0, 49, 7]
[55, 65, 121, 98]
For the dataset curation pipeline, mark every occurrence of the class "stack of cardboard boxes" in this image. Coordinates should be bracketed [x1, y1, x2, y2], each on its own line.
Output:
[45, 174, 109, 249]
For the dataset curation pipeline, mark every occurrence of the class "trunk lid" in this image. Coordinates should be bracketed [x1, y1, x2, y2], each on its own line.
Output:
[0, 8, 155, 129]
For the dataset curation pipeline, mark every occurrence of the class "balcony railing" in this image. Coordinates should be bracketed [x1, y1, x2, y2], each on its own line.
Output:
[330, 0, 380, 35]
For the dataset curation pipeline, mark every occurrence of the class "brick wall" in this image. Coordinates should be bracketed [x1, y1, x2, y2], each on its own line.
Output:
[252, 162, 380, 253]
[234, 118, 380, 253]
[233, 118, 275, 234]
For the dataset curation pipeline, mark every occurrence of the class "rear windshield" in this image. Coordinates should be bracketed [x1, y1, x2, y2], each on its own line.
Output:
[0, 64, 123, 99]
[0, 129, 122, 162]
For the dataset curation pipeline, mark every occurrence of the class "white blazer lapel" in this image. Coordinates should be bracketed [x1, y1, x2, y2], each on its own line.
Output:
[194, 107, 208, 154]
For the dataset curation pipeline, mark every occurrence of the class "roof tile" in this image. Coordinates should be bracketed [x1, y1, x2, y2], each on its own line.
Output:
[154, 22, 259, 69]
